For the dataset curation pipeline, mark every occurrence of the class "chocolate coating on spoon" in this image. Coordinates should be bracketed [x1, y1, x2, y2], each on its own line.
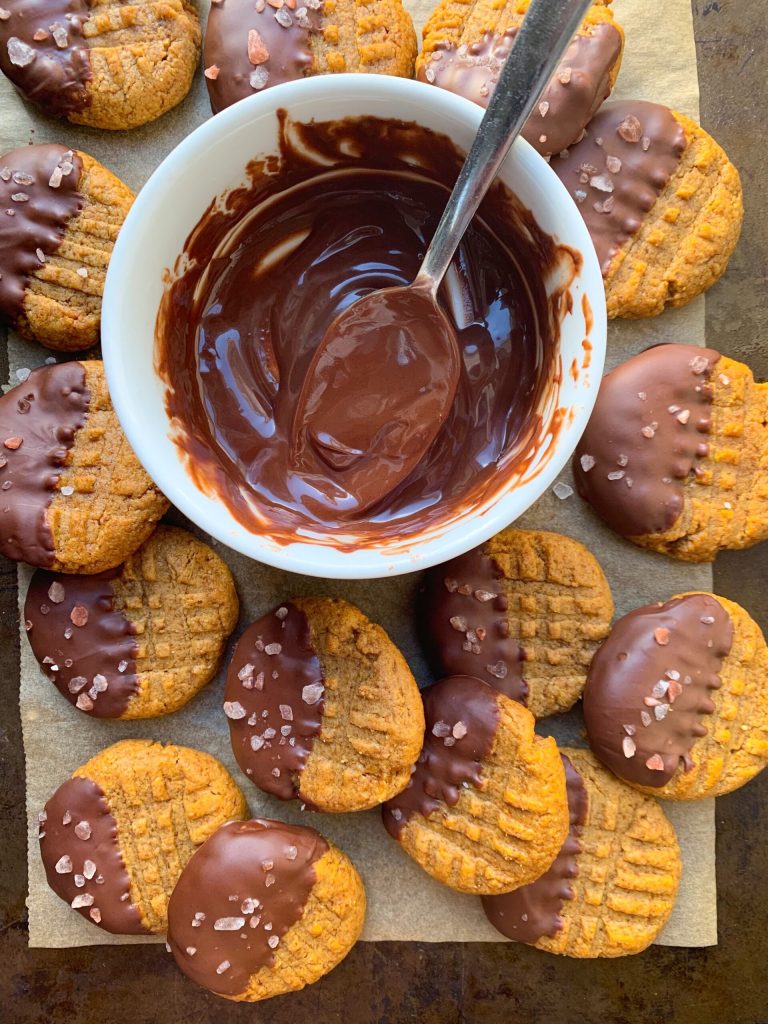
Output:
[583, 594, 733, 788]
[224, 602, 324, 801]
[573, 344, 720, 538]
[203, 0, 323, 113]
[39, 775, 147, 934]
[0, 0, 91, 118]
[419, 20, 622, 158]
[482, 754, 587, 943]
[382, 674, 500, 839]
[0, 361, 90, 566]
[167, 818, 328, 996]
[0, 144, 83, 319]
[420, 544, 527, 703]
[25, 568, 139, 718]
[552, 100, 687, 274]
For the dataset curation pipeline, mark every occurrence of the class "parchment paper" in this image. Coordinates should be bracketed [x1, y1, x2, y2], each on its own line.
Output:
[0, 0, 717, 949]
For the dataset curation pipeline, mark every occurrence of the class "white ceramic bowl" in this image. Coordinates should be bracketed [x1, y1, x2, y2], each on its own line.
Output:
[102, 74, 606, 579]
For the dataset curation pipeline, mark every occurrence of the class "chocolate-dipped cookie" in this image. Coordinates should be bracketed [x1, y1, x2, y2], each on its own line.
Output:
[224, 597, 424, 812]
[583, 592, 768, 800]
[0, 360, 168, 572]
[0, 0, 200, 129]
[0, 144, 133, 351]
[203, 0, 416, 113]
[421, 529, 613, 717]
[167, 819, 365, 1001]
[25, 526, 238, 719]
[482, 749, 681, 957]
[417, 0, 624, 157]
[39, 740, 247, 934]
[382, 674, 569, 895]
[552, 101, 743, 318]
[574, 343, 768, 562]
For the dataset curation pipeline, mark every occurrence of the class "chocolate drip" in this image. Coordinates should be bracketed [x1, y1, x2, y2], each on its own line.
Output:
[583, 594, 733, 788]
[0, 144, 83, 319]
[482, 755, 587, 943]
[0, 0, 91, 117]
[167, 818, 327, 996]
[203, 0, 322, 113]
[552, 100, 687, 273]
[25, 568, 139, 718]
[419, 21, 622, 157]
[420, 544, 527, 703]
[224, 602, 324, 800]
[573, 344, 720, 537]
[0, 361, 90, 566]
[382, 675, 500, 839]
[39, 776, 147, 934]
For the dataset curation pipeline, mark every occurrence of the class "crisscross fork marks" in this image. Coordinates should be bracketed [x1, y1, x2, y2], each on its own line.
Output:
[310, 0, 416, 76]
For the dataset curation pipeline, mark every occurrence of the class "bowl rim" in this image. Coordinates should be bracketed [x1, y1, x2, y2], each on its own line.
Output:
[102, 72, 606, 580]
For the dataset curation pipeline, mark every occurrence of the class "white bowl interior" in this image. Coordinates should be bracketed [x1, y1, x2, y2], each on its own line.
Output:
[102, 74, 606, 579]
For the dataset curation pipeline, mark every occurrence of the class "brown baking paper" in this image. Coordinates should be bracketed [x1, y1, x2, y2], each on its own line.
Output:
[0, 0, 717, 949]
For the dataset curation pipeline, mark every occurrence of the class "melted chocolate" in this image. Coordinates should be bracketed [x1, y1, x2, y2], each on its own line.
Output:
[382, 675, 500, 839]
[552, 100, 687, 274]
[156, 114, 568, 544]
[583, 594, 733, 788]
[224, 602, 324, 801]
[420, 544, 527, 703]
[0, 144, 83, 319]
[419, 21, 622, 158]
[203, 0, 322, 113]
[25, 568, 139, 718]
[0, 362, 90, 566]
[292, 285, 461, 514]
[39, 775, 147, 934]
[574, 344, 720, 537]
[482, 755, 588, 943]
[167, 818, 327, 996]
[0, 0, 91, 117]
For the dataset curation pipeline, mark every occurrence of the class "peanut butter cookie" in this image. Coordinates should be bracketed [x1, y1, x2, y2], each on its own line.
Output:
[0, 0, 200, 130]
[0, 360, 168, 572]
[583, 592, 768, 800]
[224, 597, 424, 812]
[421, 529, 613, 718]
[382, 675, 568, 895]
[483, 749, 681, 956]
[417, 0, 624, 157]
[167, 819, 365, 1001]
[0, 144, 133, 351]
[38, 739, 247, 934]
[203, 0, 416, 113]
[553, 101, 743, 318]
[25, 526, 238, 719]
[574, 344, 768, 562]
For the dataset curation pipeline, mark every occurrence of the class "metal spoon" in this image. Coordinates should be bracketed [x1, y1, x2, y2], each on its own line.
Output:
[292, 0, 594, 515]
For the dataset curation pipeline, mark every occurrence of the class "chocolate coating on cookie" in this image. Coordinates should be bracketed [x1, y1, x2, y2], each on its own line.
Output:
[482, 754, 587, 943]
[553, 100, 686, 273]
[574, 344, 720, 537]
[382, 675, 500, 838]
[25, 568, 139, 718]
[224, 602, 324, 800]
[583, 594, 733, 788]
[0, 362, 89, 566]
[167, 818, 327, 996]
[203, 0, 323, 113]
[0, 145, 83, 319]
[421, 546, 527, 703]
[39, 775, 147, 934]
[0, 0, 90, 117]
[419, 21, 622, 158]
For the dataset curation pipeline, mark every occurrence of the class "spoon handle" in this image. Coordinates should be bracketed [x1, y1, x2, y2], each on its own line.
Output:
[415, 0, 594, 293]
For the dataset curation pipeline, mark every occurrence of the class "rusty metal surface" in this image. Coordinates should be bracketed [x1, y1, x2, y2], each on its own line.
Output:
[1, 2, 767, 1020]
